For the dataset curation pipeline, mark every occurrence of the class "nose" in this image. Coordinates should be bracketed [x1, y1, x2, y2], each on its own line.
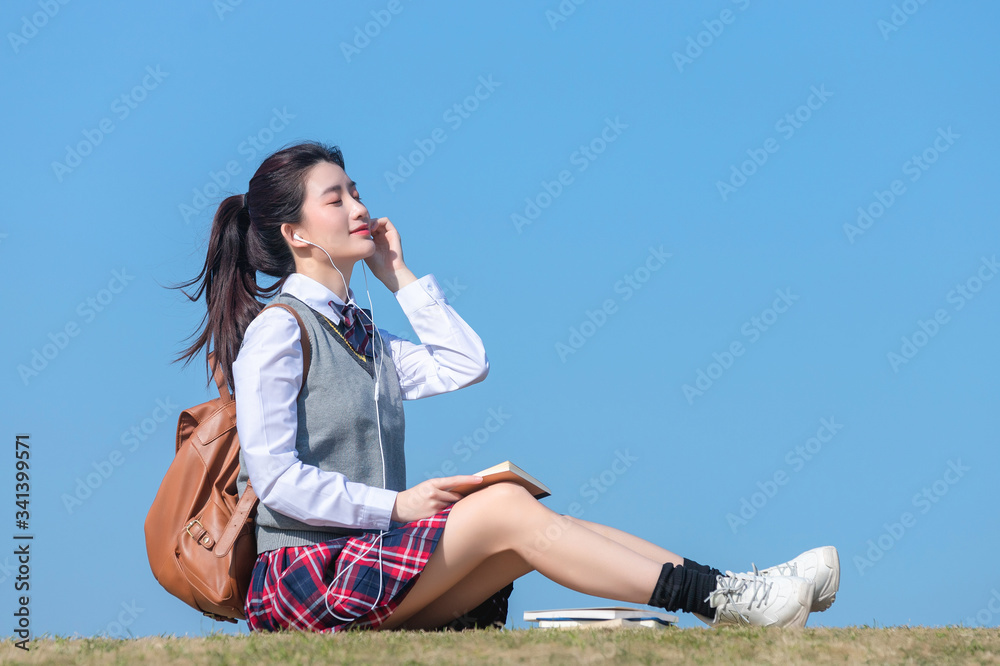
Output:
[350, 195, 369, 219]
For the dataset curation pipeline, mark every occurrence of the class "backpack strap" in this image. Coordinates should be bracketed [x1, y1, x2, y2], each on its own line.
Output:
[216, 479, 260, 558]
[211, 354, 232, 401]
[214, 301, 312, 557]
[208, 302, 312, 401]
[259, 302, 313, 392]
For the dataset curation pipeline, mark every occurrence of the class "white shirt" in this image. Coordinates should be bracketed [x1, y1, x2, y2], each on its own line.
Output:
[233, 272, 488, 533]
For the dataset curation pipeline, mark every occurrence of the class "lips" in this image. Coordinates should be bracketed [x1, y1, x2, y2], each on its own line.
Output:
[350, 226, 372, 236]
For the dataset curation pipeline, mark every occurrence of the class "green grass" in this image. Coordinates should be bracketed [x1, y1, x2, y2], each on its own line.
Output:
[3, 626, 1000, 665]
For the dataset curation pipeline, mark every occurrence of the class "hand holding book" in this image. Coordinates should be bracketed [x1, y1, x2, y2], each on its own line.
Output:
[447, 461, 551, 499]
[391, 473, 485, 523]
[394, 462, 550, 523]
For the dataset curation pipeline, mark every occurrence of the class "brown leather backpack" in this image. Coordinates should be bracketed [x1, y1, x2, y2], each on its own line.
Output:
[144, 303, 310, 622]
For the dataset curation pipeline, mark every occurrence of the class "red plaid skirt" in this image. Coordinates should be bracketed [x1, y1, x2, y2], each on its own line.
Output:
[245, 506, 453, 633]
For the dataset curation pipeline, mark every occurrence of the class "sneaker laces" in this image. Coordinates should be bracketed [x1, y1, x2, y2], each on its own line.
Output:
[752, 561, 798, 577]
[706, 572, 776, 626]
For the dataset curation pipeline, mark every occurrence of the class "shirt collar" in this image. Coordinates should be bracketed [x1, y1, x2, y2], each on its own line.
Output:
[279, 273, 356, 325]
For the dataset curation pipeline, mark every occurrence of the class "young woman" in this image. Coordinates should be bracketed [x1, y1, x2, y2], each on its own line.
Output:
[172, 141, 840, 633]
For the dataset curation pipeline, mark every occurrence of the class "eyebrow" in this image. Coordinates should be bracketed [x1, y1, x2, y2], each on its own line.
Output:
[321, 181, 357, 197]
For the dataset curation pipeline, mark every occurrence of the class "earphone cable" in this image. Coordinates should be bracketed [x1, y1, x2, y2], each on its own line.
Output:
[293, 230, 390, 623]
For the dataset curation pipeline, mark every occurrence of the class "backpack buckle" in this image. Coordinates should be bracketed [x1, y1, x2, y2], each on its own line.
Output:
[185, 519, 215, 549]
[185, 519, 204, 538]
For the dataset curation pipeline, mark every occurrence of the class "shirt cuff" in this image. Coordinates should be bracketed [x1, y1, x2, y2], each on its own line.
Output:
[395, 274, 445, 313]
[361, 486, 399, 530]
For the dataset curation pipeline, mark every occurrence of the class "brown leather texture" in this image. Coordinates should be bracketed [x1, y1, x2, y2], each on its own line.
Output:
[144, 303, 311, 622]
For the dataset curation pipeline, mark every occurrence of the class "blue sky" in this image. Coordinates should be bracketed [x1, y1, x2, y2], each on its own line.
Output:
[2, 0, 999, 639]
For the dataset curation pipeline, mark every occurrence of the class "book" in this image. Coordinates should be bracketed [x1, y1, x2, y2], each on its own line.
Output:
[524, 607, 678, 626]
[536, 618, 671, 630]
[448, 461, 551, 499]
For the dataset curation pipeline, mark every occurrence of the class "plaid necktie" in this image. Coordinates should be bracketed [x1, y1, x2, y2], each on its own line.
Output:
[335, 301, 375, 357]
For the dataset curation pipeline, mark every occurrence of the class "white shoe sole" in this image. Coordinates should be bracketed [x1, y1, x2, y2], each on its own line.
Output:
[810, 546, 840, 613]
[784, 578, 813, 628]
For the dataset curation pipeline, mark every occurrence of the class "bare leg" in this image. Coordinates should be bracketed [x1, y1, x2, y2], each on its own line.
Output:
[392, 550, 531, 630]
[387, 516, 683, 630]
[564, 516, 684, 566]
[379, 482, 667, 630]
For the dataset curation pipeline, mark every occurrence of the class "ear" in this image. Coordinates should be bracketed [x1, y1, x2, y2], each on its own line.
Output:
[282, 223, 306, 246]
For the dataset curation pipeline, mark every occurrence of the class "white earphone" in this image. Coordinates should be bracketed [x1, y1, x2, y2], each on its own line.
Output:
[290, 229, 391, 622]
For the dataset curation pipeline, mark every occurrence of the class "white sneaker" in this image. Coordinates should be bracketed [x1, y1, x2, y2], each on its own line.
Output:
[701, 571, 813, 628]
[751, 546, 840, 612]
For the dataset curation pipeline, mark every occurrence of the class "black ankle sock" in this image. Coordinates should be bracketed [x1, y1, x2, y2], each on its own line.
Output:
[682, 557, 723, 579]
[648, 563, 718, 617]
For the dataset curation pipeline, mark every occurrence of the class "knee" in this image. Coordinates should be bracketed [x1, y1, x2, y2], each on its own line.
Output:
[476, 481, 536, 505]
[451, 482, 538, 523]
[446, 482, 539, 549]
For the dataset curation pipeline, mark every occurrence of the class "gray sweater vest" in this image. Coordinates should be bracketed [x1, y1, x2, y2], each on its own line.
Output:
[236, 293, 406, 553]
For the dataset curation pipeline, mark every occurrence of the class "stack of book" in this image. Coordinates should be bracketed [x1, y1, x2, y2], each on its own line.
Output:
[524, 607, 678, 630]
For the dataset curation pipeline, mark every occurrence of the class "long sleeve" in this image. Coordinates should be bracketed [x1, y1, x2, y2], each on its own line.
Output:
[234, 273, 489, 532]
[233, 307, 398, 531]
[383, 274, 490, 400]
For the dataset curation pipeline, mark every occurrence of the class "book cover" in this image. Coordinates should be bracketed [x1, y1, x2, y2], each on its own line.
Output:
[448, 460, 551, 499]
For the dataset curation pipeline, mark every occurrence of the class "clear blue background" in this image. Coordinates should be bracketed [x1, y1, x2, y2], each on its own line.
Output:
[2, 0, 998, 639]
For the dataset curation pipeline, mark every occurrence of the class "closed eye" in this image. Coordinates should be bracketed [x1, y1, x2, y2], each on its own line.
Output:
[327, 193, 361, 205]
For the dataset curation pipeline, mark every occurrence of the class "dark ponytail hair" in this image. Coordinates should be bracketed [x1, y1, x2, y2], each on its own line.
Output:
[168, 141, 346, 393]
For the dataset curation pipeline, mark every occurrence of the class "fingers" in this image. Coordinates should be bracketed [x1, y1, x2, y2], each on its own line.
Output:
[435, 475, 484, 488]
[419, 475, 482, 502]
[396, 488, 457, 522]
[434, 490, 464, 505]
